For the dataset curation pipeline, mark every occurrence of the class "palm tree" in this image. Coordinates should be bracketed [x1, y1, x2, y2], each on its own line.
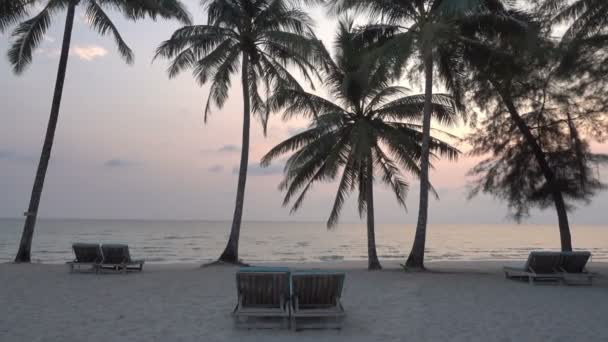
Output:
[261, 19, 459, 270]
[155, 0, 319, 264]
[327, 0, 510, 269]
[5, 0, 191, 263]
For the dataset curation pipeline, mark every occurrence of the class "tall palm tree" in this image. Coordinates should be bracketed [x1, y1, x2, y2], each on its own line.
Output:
[5, 0, 191, 263]
[327, 0, 509, 269]
[155, 0, 319, 264]
[261, 19, 459, 270]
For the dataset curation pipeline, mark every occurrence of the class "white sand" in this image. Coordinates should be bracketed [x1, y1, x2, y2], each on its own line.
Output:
[1, 261, 607, 341]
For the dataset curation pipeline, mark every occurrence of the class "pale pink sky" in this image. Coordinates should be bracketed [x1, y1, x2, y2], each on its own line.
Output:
[0, 2, 606, 224]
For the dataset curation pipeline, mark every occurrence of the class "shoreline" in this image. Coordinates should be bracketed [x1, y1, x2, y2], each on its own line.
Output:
[4, 259, 608, 269]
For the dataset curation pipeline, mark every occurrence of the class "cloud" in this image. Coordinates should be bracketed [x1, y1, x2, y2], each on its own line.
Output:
[0, 150, 34, 163]
[103, 159, 135, 168]
[208, 164, 224, 173]
[0, 150, 17, 160]
[36, 48, 60, 58]
[233, 163, 284, 176]
[34, 45, 108, 61]
[217, 145, 240, 153]
[201, 145, 242, 154]
[71, 45, 108, 61]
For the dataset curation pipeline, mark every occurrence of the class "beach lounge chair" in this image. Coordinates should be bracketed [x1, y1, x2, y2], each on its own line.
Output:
[504, 251, 562, 285]
[559, 251, 594, 286]
[67, 243, 103, 273]
[233, 267, 291, 329]
[99, 244, 144, 272]
[290, 271, 346, 330]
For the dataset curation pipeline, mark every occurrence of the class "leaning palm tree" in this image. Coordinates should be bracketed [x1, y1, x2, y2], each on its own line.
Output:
[155, 0, 319, 264]
[5, 0, 191, 263]
[327, 0, 511, 269]
[261, 19, 459, 270]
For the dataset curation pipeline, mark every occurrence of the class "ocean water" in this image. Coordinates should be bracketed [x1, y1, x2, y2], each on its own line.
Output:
[0, 218, 607, 264]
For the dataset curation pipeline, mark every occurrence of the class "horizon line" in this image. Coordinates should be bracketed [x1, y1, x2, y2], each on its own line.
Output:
[1, 217, 604, 227]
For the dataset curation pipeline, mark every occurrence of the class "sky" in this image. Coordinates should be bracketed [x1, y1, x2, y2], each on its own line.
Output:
[0, 1, 607, 225]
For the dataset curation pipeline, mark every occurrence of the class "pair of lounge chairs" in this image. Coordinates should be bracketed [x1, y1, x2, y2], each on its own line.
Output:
[67, 243, 144, 273]
[233, 267, 345, 330]
[504, 251, 594, 285]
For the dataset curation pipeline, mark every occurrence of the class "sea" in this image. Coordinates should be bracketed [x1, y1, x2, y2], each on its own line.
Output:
[1, 218, 607, 264]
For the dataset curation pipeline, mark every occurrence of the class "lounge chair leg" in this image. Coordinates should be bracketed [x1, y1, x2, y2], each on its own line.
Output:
[291, 317, 296, 332]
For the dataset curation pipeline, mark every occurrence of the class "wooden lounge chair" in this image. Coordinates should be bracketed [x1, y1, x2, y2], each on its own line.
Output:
[233, 267, 291, 329]
[99, 244, 144, 273]
[559, 251, 594, 286]
[67, 243, 103, 273]
[504, 251, 562, 285]
[290, 271, 346, 330]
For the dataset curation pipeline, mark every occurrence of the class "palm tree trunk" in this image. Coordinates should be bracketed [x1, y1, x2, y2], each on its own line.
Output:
[405, 49, 434, 269]
[497, 87, 573, 251]
[366, 157, 381, 270]
[218, 54, 250, 263]
[14, 1, 77, 263]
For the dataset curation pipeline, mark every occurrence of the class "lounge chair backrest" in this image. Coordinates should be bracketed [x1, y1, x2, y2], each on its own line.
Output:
[236, 272, 289, 307]
[560, 251, 591, 273]
[526, 251, 561, 274]
[101, 244, 131, 264]
[291, 272, 345, 307]
[72, 243, 102, 263]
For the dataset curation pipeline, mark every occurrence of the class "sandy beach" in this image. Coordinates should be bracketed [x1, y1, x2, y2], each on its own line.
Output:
[1, 261, 607, 341]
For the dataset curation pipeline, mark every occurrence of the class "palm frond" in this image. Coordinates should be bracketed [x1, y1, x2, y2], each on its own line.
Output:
[86, 1, 134, 64]
[0, 0, 35, 33]
[202, 48, 241, 122]
[96, 0, 192, 24]
[7, 0, 64, 74]
[154, 25, 236, 61]
[374, 93, 457, 126]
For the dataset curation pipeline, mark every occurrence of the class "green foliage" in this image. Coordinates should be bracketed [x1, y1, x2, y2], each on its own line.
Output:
[462, 3, 608, 221]
[5, 0, 191, 74]
[534, 0, 608, 77]
[0, 0, 37, 33]
[155, 0, 320, 132]
[262, 19, 460, 227]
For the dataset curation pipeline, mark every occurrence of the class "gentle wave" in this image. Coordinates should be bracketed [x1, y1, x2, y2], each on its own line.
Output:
[1, 218, 608, 264]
